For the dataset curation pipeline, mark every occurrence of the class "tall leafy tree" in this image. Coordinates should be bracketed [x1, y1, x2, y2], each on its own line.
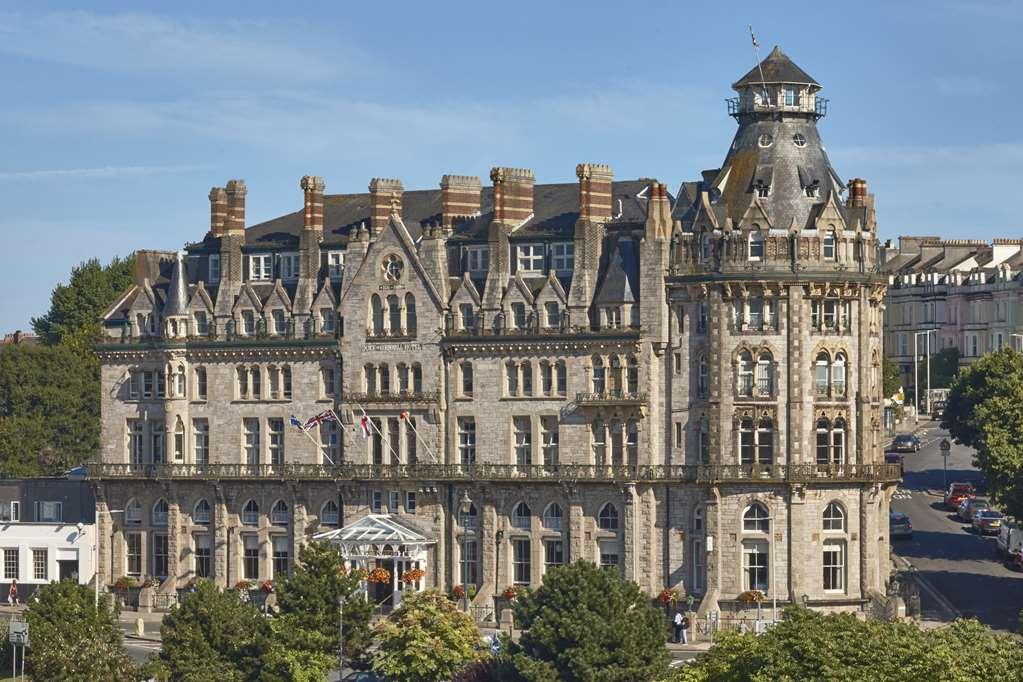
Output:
[158, 579, 270, 681]
[942, 348, 1023, 518]
[882, 355, 902, 401]
[262, 541, 372, 679]
[508, 560, 670, 682]
[670, 607, 1020, 681]
[25, 580, 137, 681]
[372, 589, 485, 682]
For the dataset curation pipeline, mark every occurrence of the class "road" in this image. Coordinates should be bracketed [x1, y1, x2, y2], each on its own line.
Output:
[889, 421, 1023, 631]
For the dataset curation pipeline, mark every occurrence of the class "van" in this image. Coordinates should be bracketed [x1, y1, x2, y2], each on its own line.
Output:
[996, 523, 1023, 560]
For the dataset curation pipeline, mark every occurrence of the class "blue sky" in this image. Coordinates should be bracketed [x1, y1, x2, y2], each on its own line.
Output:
[2, 0, 1022, 332]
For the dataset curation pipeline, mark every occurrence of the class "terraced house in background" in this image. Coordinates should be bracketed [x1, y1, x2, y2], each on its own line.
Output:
[90, 47, 900, 619]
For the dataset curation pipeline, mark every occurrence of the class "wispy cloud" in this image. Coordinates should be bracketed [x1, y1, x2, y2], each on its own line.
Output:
[0, 164, 204, 181]
[0, 10, 359, 83]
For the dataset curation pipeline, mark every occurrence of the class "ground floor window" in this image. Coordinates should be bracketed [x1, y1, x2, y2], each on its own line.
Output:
[32, 549, 47, 581]
[3, 549, 17, 580]
[126, 533, 142, 577]
[195, 535, 211, 579]
[512, 539, 530, 585]
[460, 538, 479, 586]
[272, 536, 289, 578]
[823, 541, 845, 592]
[544, 539, 564, 572]
[151, 534, 169, 579]
[243, 535, 259, 580]
[692, 539, 705, 593]
[742, 540, 768, 592]
[599, 543, 620, 573]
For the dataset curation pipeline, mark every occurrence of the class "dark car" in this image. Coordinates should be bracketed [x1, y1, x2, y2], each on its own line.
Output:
[958, 498, 990, 523]
[890, 511, 913, 539]
[885, 452, 905, 476]
[944, 482, 976, 510]
[973, 510, 1004, 535]
[891, 434, 921, 453]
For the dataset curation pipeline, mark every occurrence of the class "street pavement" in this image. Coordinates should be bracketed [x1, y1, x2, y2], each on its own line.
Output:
[889, 419, 1023, 631]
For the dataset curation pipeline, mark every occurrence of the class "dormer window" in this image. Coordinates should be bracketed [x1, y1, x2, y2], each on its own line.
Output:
[805, 181, 820, 198]
[327, 252, 344, 281]
[209, 255, 220, 283]
[250, 254, 272, 281]
[823, 230, 837, 260]
[551, 242, 574, 274]
[748, 227, 765, 261]
[280, 253, 299, 280]
[516, 244, 545, 274]
[754, 181, 770, 198]
[700, 235, 711, 262]
[465, 246, 489, 275]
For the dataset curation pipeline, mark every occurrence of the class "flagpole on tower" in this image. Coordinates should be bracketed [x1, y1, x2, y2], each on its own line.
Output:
[748, 25, 769, 104]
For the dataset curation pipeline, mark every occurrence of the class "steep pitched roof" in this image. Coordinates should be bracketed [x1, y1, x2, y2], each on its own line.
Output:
[732, 46, 819, 89]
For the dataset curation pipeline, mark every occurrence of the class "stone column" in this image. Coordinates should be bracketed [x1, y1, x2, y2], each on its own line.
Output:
[166, 499, 182, 591]
[621, 483, 638, 582]
[568, 490, 584, 563]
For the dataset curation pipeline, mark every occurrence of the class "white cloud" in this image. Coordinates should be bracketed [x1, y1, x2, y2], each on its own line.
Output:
[0, 10, 358, 83]
[0, 164, 203, 181]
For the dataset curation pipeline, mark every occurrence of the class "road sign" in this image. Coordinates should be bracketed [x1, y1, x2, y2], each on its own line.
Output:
[9, 620, 27, 647]
[940, 439, 951, 456]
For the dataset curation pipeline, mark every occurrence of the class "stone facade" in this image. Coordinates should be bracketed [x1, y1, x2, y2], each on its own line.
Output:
[92, 46, 898, 616]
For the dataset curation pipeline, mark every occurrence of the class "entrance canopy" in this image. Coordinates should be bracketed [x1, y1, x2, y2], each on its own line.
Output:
[313, 513, 435, 560]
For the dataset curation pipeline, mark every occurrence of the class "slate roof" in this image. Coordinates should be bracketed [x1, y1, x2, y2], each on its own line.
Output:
[732, 46, 820, 90]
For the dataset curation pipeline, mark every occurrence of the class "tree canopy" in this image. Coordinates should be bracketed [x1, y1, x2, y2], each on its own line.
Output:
[671, 607, 1022, 682]
[372, 589, 485, 682]
[882, 355, 902, 401]
[942, 348, 1023, 517]
[507, 560, 670, 682]
[25, 580, 137, 681]
[157, 579, 271, 682]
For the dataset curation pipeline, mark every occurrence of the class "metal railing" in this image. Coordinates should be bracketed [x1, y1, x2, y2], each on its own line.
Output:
[88, 462, 902, 484]
[344, 391, 439, 404]
[575, 391, 648, 405]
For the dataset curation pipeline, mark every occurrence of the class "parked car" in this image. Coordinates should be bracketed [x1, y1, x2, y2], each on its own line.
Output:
[996, 523, 1023, 558]
[944, 482, 976, 510]
[891, 434, 922, 453]
[973, 510, 1004, 535]
[885, 452, 905, 476]
[958, 498, 990, 523]
[890, 511, 913, 539]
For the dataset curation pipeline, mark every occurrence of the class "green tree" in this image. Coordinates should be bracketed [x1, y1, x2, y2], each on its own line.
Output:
[929, 347, 961, 389]
[371, 589, 484, 682]
[262, 541, 372, 680]
[31, 255, 135, 350]
[0, 343, 102, 475]
[670, 607, 1020, 681]
[25, 580, 137, 681]
[507, 560, 670, 682]
[882, 355, 902, 400]
[942, 348, 1023, 518]
[158, 579, 271, 681]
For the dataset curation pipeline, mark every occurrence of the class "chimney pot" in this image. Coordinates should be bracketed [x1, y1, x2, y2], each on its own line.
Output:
[490, 167, 535, 225]
[576, 163, 614, 220]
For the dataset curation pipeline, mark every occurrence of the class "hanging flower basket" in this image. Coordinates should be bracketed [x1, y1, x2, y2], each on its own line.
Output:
[503, 585, 526, 601]
[451, 585, 466, 600]
[401, 568, 426, 584]
[658, 588, 681, 607]
[367, 567, 391, 584]
[234, 579, 253, 591]
[738, 589, 765, 604]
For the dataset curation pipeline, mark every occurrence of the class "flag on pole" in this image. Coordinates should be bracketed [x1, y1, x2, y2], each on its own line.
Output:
[749, 25, 759, 48]
[304, 410, 336, 430]
[399, 411, 410, 421]
[289, 415, 306, 431]
[359, 414, 372, 439]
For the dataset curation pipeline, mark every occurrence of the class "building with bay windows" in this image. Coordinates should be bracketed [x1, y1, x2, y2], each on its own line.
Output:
[90, 46, 897, 619]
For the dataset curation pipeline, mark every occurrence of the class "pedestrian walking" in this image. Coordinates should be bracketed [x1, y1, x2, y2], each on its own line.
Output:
[681, 613, 690, 644]
[672, 611, 684, 643]
[8, 579, 18, 607]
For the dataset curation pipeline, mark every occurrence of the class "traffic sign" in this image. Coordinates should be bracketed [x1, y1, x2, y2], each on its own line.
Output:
[940, 439, 951, 456]
[9, 620, 27, 647]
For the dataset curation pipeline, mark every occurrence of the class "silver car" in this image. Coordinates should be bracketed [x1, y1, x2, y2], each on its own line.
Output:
[890, 511, 913, 539]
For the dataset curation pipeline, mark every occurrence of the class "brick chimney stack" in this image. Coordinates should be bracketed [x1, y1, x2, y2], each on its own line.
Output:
[369, 178, 403, 235]
[576, 163, 613, 221]
[645, 180, 672, 241]
[301, 175, 325, 234]
[209, 187, 227, 236]
[224, 180, 247, 234]
[490, 167, 534, 225]
[847, 178, 868, 207]
[440, 175, 482, 229]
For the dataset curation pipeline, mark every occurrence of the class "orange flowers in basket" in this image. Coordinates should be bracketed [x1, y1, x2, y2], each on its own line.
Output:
[401, 568, 426, 583]
[366, 567, 391, 584]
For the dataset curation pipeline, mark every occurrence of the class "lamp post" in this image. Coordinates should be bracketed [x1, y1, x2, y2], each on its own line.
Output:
[913, 329, 936, 423]
[459, 491, 472, 613]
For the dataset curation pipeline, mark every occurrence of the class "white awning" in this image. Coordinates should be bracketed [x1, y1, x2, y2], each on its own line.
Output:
[313, 514, 435, 560]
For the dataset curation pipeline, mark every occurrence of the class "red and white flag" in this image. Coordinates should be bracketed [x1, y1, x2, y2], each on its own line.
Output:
[359, 415, 372, 439]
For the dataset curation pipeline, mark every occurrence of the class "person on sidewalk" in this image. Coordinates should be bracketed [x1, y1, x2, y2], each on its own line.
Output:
[681, 613, 690, 644]
[673, 611, 684, 643]
[7, 579, 18, 607]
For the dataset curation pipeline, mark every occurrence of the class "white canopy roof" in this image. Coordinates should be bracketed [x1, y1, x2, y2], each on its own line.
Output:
[313, 514, 435, 556]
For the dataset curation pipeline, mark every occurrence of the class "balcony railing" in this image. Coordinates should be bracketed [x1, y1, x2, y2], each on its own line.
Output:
[575, 391, 648, 406]
[344, 391, 439, 405]
[726, 96, 828, 119]
[88, 462, 902, 484]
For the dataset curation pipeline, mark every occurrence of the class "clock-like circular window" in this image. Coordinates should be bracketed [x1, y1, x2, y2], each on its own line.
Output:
[382, 254, 404, 282]
[792, 133, 807, 147]
[758, 133, 773, 148]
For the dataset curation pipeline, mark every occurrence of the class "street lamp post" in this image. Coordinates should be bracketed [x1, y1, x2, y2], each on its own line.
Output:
[913, 329, 936, 423]
[459, 491, 472, 613]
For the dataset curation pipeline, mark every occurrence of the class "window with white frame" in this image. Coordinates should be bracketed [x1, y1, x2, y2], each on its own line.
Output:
[823, 230, 836, 260]
[513, 417, 532, 466]
[748, 227, 765, 260]
[742, 540, 768, 592]
[465, 246, 489, 275]
[516, 244, 545, 274]
[126, 533, 142, 576]
[743, 503, 770, 533]
[243, 418, 260, 465]
[249, 254, 272, 281]
[4, 549, 18, 580]
[823, 502, 845, 531]
[544, 539, 564, 571]
[513, 538, 530, 584]
[272, 535, 289, 577]
[195, 534, 212, 578]
[280, 253, 299, 280]
[194, 311, 208, 336]
[152, 534, 169, 578]
[458, 418, 476, 465]
[32, 548, 47, 580]
[599, 542, 620, 572]
[540, 416, 559, 467]
[551, 242, 574, 273]
[0, 502, 18, 523]
[243, 535, 259, 580]
[327, 252, 344, 281]
[823, 540, 845, 591]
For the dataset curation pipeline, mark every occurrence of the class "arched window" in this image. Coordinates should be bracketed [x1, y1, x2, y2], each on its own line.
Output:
[371, 295, 384, 335]
[591, 356, 606, 393]
[152, 499, 169, 527]
[512, 502, 531, 530]
[173, 416, 185, 460]
[320, 500, 340, 527]
[814, 352, 830, 397]
[693, 505, 704, 532]
[175, 365, 186, 396]
[737, 351, 754, 396]
[609, 356, 623, 394]
[126, 499, 142, 524]
[833, 353, 847, 397]
[756, 351, 773, 396]
[242, 499, 259, 526]
[698, 355, 708, 397]
[756, 418, 774, 464]
[387, 294, 401, 334]
[598, 503, 619, 530]
[743, 503, 770, 532]
[748, 226, 765, 260]
[404, 293, 417, 335]
[194, 499, 211, 524]
[816, 417, 831, 465]
[823, 230, 837, 260]
[823, 502, 845, 531]
[271, 500, 289, 526]
[543, 503, 563, 531]
[626, 356, 639, 395]
[462, 503, 478, 530]
[832, 418, 846, 465]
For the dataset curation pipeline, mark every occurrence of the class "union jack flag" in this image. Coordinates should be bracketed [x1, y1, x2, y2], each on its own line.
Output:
[304, 411, 336, 429]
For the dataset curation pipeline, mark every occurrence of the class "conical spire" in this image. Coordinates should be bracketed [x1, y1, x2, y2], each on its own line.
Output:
[164, 253, 188, 317]
[732, 45, 819, 90]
